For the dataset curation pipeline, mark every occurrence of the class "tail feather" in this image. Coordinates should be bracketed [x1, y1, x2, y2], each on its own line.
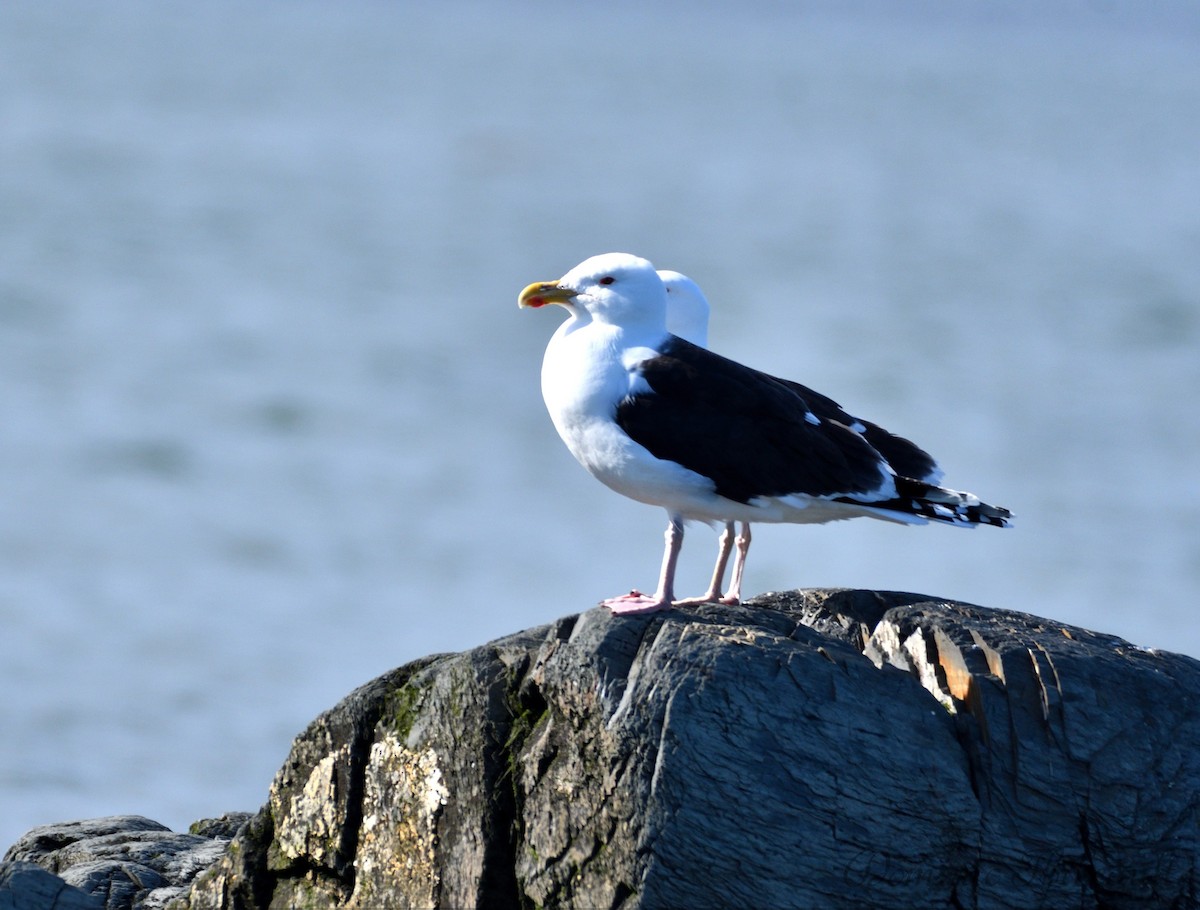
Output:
[837, 476, 1012, 528]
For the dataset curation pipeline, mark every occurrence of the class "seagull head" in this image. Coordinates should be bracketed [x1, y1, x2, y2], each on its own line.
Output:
[519, 253, 668, 330]
[658, 269, 711, 348]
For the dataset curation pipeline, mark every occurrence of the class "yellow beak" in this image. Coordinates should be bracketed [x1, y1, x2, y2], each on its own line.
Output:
[518, 281, 578, 309]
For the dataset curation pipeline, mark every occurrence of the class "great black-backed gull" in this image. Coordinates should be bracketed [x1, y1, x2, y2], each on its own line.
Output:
[519, 252, 1011, 615]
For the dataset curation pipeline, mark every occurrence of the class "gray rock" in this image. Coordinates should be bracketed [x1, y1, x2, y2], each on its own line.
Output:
[167, 589, 1200, 909]
[4, 818, 172, 872]
[185, 816, 252, 843]
[0, 860, 100, 910]
[3, 816, 241, 910]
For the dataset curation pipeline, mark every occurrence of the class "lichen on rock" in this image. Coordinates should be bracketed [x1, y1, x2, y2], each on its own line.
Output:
[350, 737, 448, 908]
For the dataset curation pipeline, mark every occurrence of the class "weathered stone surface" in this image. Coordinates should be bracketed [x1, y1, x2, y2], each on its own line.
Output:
[9, 590, 1200, 909]
[0, 860, 100, 910]
[169, 589, 1200, 909]
[2, 815, 248, 910]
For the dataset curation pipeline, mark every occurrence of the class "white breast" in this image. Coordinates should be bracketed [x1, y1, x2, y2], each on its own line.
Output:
[540, 319, 718, 513]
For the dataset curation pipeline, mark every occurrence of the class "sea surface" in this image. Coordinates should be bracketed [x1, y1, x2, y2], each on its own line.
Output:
[2, 1, 1198, 850]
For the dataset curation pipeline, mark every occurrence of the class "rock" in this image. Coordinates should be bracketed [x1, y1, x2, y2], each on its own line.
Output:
[2, 815, 247, 910]
[0, 860, 100, 910]
[7, 590, 1199, 908]
[186, 816, 253, 843]
[164, 589, 1200, 909]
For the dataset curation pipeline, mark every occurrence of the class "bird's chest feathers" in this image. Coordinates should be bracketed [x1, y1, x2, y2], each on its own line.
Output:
[541, 327, 657, 467]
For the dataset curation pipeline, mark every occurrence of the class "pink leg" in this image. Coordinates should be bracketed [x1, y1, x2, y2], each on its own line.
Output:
[603, 516, 684, 614]
[676, 521, 736, 605]
[720, 523, 751, 605]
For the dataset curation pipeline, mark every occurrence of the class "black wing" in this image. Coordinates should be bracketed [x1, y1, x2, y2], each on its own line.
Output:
[614, 337, 891, 504]
[770, 378, 940, 483]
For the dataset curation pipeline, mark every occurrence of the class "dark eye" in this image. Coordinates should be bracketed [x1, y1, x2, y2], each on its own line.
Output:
[599, 276, 615, 286]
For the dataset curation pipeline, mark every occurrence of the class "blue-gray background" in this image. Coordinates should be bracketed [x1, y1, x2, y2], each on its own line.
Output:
[3, 1, 1198, 848]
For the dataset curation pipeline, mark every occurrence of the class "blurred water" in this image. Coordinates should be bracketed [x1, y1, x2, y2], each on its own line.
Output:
[2, 1, 1198, 849]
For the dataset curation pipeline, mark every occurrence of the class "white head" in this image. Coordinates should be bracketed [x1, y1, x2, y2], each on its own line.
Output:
[518, 253, 668, 331]
[658, 270, 711, 348]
